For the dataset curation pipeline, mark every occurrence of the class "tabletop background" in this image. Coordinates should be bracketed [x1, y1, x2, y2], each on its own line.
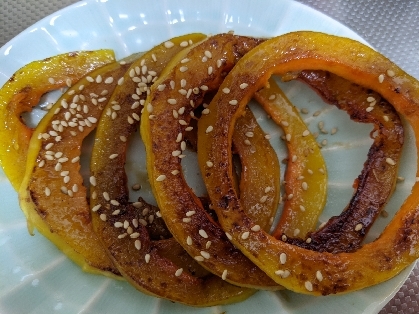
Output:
[1, 0, 418, 313]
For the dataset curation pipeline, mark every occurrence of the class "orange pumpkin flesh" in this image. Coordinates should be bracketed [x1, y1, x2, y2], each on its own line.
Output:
[197, 31, 419, 295]
[141, 33, 281, 289]
[18, 54, 143, 276]
[90, 34, 255, 306]
[0, 50, 115, 190]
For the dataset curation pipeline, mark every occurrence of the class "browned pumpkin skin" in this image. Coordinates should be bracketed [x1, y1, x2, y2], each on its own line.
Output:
[280, 71, 403, 253]
[141, 33, 281, 289]
[197, 31, 419, 295]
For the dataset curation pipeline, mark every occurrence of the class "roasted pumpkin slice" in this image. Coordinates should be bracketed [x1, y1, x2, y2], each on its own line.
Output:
[90, 34, 253, 306]
[0, 50, 115, 190]
[18, 54, 142, 276]
[231, 107, 280, 231]
[280, 70, 403, 253]
[197, 31, 419, 295]
[254, 78, 327, 238]
[141, 33, 280, 289]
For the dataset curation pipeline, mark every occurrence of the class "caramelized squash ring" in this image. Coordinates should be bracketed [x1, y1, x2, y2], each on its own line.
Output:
[141, 33, 280, 289]
[197, 31, 419, 295]
[90, 34, 255, 306]
[0, 50, 115, 190]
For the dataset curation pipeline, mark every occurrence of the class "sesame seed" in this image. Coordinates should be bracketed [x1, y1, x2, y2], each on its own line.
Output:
[114, 221, 123, 228]
[207, 66, 213, 75]
[386, 157, 396, 166]
[241, 231, 250, 239]
[302, 130, 310, 137]
[206, 161, 213, 168]
[299, 205, 306, 212]
[178, 120, 187, 125]
[302, 182, 308, 190]
[100, 213, 107, 221]
[180, 66, 188, 72]
[366, 106, 374, 112]
[95, 75, 102, 83]
[186, 236, 193, 245]
[217, 59, 223, 68]
[92, 204, 101, 212]
[156, 175, 166, 182]
[387, 69, 395, 77]
[251, 225, 261, 232]
[109, 153, 118, 160]
[48, 77, 55, 84]
[305, 281, 313, 291]
[205, 125, 214, 133]
[260, 195, 268, 203]
[355, 223, 363, 231]
[90, 176, 97, 186]
[229, 100, 238, 105]
[164, 41, 174, 48]
[306, 237, 312, 244]
[316, 270, 323, 282]
[222, 87, 230, 94]
[269, 94, 276, 100]
[144, 254, 151, 264]
[293, 229, 300, 236]
[280, 253, 287, 264]
[110, 200, 120, 206]
[378, 74, 385, 83]
[204, 50, 212, 58]
[245, 131, 254, 138]
[200, 251, 210, 259]
[86, 76, 94, 82]
[167, 98, 177, 105]
[225, 232, 233, 240]
[286, 134, 291, 142]
[134, 240, 141, 250]
[199, 229, 209, 238]
[175, 268, 183, 277]
[195, 256, 204, 262]
[45, 187, 51, 196]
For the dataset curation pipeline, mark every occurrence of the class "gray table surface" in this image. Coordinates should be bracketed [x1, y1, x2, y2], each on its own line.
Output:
[1, 0, 419, 313]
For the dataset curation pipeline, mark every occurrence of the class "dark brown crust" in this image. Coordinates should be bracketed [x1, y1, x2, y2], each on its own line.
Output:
[282, 70, 403, 253]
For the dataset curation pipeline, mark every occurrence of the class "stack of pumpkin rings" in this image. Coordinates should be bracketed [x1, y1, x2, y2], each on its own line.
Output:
[0, 30, 417, 305]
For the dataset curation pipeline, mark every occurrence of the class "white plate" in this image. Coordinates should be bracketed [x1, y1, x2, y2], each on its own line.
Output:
[0, 0, 416, 313]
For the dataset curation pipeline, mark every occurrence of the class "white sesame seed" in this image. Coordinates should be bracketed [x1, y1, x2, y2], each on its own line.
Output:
[286, 133, 291, 142]
[387, 69, 395, 77]
[386, 157, 396, 166]
[180, 66, 188, 72]
[205, 125, 214, 133]
[260, 195, 268, 203]
[179, 120, 187, 126]
[355, 223, 363, 231]
[222, 87, 230, 94]
[92, 204, 102, 212]
[110, 200, 120, 206]
[134, 240, 141, 250]
[167, 98, 177, 105]
[366, 106, 374, 112]
[44, 187, 51, 196]
[100, 213, 107, 221]
[164, 41, 174, 48]
[269, 94, 276, 100]
[302, 182, 308, 191]
[199, 229, 209, 238]
[175, 268, 183, 277]
[114, 221, 123, 228]
[200, 251, 210, 259]
[90, 176, 97, 186]
[251, 225, 261, 232]
[156, 174, 166, 182]
[280, 253, 287, 264]
[206, 161, 214, 168]
[293, 228, 300, 236]
[299, 205, 306, 212]
[378, 74, 385, 83]
[302, 130, 310, 137]
[109, 153, 118, 160]
[305, 281, 313, 291]
[195, 256, 204, 262]
[316, 270, 323, 282]
[229, 99, 238, 106]
[207, 66, 213, 75]
[241, 231, 250, 239]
